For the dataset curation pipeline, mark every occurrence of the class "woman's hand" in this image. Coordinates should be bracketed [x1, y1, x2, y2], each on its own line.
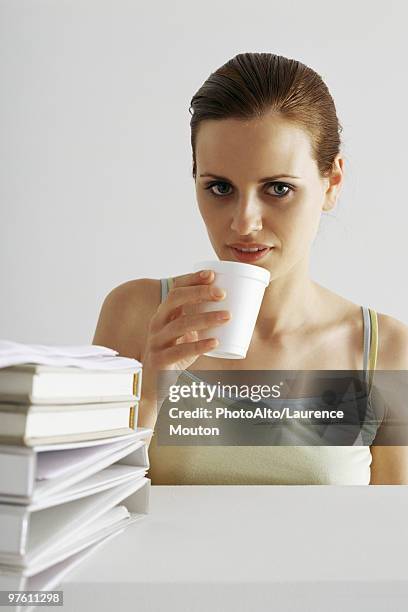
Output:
[141, 269, 231, 400]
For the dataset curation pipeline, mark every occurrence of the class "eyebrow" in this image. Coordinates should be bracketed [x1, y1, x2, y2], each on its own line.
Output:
[199, 173, 301, 182]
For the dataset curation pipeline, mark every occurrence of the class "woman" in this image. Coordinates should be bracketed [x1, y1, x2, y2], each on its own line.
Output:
[93, 52, 408, 485]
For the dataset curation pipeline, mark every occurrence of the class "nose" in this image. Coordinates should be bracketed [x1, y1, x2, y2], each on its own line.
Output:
[230, 198, 263, 234]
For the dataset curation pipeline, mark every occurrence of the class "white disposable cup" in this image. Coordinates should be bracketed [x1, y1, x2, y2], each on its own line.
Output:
[192, 260, 271, 359]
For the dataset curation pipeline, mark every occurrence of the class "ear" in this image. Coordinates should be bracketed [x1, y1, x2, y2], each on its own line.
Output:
[322, 155, 344, 212]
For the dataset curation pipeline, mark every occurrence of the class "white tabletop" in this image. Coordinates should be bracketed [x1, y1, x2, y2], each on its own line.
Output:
[61, 485, 408, 612]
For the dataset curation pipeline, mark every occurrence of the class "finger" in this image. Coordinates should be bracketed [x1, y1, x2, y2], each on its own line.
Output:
[172, 269, 214, 289]
[153, 336, 219, 368]
[157, 310, 231, 349]
[153, 277, 225, 329]
[175, 329, 198, 345]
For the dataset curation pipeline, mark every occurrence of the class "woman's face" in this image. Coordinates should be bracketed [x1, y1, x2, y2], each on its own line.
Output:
[195, 114, 342, 280]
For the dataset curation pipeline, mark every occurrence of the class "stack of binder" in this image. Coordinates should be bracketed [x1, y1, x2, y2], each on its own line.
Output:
[0, 340, 152, 596]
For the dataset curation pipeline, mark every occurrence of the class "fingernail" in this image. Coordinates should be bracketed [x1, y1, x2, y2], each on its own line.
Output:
[218, 311, 231, 319]
[200, 270, 211, 278]
[212, 287, 225, 298]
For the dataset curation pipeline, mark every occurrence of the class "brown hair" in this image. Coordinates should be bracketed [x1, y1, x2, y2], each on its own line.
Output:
[189, 52, 342, 179]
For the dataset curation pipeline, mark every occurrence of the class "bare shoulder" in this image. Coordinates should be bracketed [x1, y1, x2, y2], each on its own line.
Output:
[92, 278, 162, 360]
[314, 285, 408, 370]
[376, 311, 408, 369]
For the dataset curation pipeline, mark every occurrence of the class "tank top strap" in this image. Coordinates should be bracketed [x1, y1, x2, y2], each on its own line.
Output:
[368, 308, 378, 382]
[362, 306, 371, 372]
[160, 277, 175, 303]
[362, 306, 378, 394]
[159, 278, 168, 303]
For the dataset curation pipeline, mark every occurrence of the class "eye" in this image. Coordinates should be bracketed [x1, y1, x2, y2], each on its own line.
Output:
[204, 181, 232, 197]
[266, 182, 293, 198]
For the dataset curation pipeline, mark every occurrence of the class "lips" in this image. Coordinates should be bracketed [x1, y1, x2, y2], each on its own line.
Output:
[229, 243, 272, 250]
[229, 246, 273, 262]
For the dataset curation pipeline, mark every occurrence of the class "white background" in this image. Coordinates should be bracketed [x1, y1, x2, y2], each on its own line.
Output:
[1, 0, 407, 343]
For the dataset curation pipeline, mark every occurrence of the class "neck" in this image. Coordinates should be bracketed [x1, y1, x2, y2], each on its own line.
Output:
[255, 257, 322, 339]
